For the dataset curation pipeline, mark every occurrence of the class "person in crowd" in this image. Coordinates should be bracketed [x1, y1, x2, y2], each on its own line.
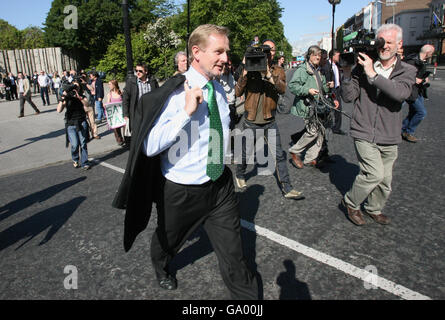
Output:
[91, 71, 105, 123]
[218, 61, 237, 129]
[106, 80, 125, 146]
[17, 72, 40, 118]
[122, 62, 159, 145]
[32, 71, 40, 94]
[112, 24, 259, 299]
[57, 81, 91, 171]
[234, 39, 304, 200]
[401, 44, 435, 143]
[38, 70, 51, 106]
[340, 24, 416, 226]
[173, 51, 188, 76]
[322, 49, 344, 135]
[79, 73, 100, 140]
[53, 72, 62, 102]
[2, 73, 12, 101]
[288, 45, 333, 169]
[8, 73, 18, 100]
[277, 55, 285, 68]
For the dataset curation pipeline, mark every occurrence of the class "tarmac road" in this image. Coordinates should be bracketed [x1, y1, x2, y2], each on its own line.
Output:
[0, 71, 444, 300]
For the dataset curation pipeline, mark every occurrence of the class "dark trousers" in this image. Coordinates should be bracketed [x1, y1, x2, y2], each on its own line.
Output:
[19, 93, 40, 115]
[40, 86, 50, 105]
[33, 82, 40, 94]
[235, 120, 293, 194]
[151, 167, 259, 300]
[10, 85, 18, 100]
[332, 87, 343, 131]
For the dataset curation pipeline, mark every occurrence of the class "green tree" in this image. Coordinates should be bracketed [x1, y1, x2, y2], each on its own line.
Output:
[0, 19, 22, 49]
[44, 0, 123, 67]
[129, 0, 176, 31]
[21, 27, 45, 49]
[170, 0, 292, 64]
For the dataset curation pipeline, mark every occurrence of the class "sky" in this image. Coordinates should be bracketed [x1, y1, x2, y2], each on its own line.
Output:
[0, 0, 373, 54]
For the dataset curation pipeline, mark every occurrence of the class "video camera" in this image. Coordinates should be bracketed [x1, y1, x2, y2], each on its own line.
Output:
[244, 44, 272, 72]
[340, 29, 385, 67]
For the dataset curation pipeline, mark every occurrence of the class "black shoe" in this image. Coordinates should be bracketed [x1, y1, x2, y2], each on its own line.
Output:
[157, 275, 177, 290]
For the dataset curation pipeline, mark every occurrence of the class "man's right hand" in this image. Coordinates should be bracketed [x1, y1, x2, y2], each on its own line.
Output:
[184, 80, 203, 116]
[308, 88, 319, 96]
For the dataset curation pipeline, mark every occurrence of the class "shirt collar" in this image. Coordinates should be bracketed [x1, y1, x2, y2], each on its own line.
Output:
[374, 59, 396, 71]
[185, 65, 211, 90]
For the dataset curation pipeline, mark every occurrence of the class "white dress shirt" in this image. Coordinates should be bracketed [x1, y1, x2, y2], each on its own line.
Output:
[143, 66, 231, 185]
[38, 74, 50, 87]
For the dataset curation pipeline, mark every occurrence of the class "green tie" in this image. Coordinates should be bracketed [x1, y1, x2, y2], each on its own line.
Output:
[205, 81, 224, 181]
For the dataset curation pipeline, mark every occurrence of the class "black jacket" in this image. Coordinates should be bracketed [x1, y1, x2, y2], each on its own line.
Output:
[122, 75, 159, 131]
[112, 74, 185, 252]
[94, 78, 104, 101]
[404, 53, 428, 102]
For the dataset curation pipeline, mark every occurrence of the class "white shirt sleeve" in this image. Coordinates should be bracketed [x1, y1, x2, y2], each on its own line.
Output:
[143, 90, 191, 157]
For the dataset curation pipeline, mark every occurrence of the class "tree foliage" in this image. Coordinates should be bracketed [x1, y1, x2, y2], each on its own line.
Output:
[21, 27, 45, 49]
[0, 19, 22, 49]
[170, 0, 293, 64]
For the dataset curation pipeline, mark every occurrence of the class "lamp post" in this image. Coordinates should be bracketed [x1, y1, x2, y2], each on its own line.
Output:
[328, 0, 341, 52]
[186, 0, 190, 69]
[122, 0, 134, 80]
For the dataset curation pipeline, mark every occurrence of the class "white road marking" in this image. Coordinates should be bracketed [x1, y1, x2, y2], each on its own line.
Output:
[94, 158, 432, 300]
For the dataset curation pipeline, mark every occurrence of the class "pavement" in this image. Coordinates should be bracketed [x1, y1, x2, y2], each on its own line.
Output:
[0, 71, 445, 301]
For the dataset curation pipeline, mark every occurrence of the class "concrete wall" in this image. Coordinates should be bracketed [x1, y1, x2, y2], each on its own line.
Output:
[0, 47, 78, 76]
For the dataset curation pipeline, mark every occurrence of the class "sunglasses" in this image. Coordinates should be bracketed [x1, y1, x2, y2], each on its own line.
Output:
[135, 69, 145, 73]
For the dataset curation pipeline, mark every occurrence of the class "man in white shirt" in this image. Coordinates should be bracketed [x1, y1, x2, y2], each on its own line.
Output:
[38, 71, 51, 106]
[140, 24, 258, 298]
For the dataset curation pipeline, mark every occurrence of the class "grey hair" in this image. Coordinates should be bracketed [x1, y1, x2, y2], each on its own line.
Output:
[376, 23, 403, 42]
[305, 45, 322, 61]
[420, 44, 435, 54]
[174, 51, 187, 65]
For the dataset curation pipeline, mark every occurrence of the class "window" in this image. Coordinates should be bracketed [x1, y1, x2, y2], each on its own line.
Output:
[424, 16, 430, 28]
[410, 17, 417, 28]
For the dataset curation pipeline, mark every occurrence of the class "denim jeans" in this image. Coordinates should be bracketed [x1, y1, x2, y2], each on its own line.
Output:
[40, 86, 50, 105]
[67, 121, 89, 167]
[95, 100, 104, 121]
[235, 120, 293, 193]
[402, 95, 426, 135]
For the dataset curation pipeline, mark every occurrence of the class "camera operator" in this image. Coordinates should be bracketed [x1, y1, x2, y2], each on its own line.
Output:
[288, 45, 332, 169]
[57, 82, 91, 170]
[234, 39, 303, 200]
[340, 24, 416, 226]
[401, 44, 435, 143]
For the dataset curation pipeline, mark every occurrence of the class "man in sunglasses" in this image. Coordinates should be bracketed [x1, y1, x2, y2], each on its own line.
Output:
[122, 63, 159, 145]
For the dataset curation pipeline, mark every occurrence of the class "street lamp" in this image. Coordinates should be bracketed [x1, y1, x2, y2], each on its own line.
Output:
[328, 0, 341, 52]
[122, 0, 134, 80]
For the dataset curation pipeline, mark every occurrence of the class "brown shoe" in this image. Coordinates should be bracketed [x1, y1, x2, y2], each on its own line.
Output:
[305, 160, 317, 167]
[364, 211, 390, 225]
[290, 153, 304, 169]
[403, 133, 417, 143]
[93, 136, 101, 139]
[35, 111, 41, 115]
[341, 199, 366, 226]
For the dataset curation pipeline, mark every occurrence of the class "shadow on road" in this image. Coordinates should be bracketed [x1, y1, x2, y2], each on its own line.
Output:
[319, 154, 359, 196]
[0, 176, 87, 222]
[276, 259, 311, 300]
[0, 128, 66, 155]
[0, 196, 86, 251]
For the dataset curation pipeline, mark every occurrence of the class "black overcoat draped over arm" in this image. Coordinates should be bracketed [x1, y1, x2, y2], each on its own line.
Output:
[112, 74, 186, 252]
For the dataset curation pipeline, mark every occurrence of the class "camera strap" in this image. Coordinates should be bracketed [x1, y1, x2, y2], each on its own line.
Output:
[309, 63, 325, 98]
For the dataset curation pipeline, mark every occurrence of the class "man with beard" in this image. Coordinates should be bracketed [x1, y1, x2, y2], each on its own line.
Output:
[340, 24, 416, 226]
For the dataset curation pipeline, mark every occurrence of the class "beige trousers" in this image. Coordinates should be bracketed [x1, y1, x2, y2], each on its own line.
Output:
[85, 106, 98, 138]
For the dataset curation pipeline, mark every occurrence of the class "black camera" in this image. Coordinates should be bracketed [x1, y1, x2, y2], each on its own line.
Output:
[340, 30, 385, 67]
[60, 83, 78, 102]
[244, 44, 272, 72]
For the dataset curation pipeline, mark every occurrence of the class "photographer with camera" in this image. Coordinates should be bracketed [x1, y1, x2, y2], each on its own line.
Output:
[401, 44, 435, 143]
[57, 81, 91, 171]
[288, 45, 332, 169]
[234, 39, 303, 200]
[340, 24, 416, 226]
